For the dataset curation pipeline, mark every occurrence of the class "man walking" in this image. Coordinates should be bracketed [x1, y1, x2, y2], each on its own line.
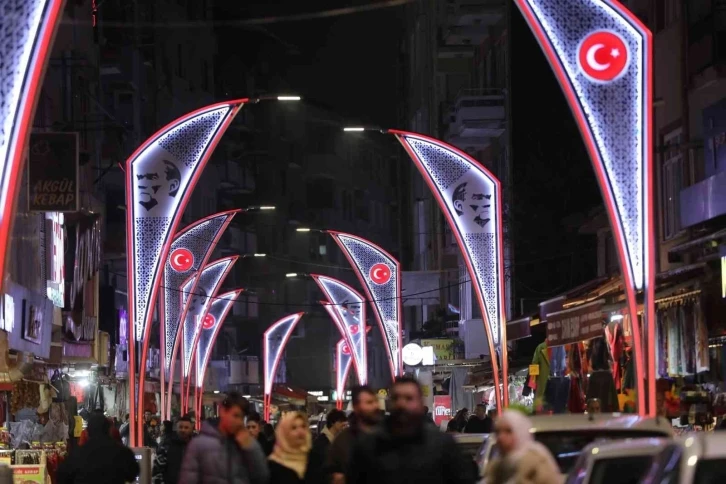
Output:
[306, 409, 347, 483]
[179, 392, 269, 484]
[327, 386, 381, 484]
[153, 416, 194, 484]
[464, 404, 493, 433]
[347, 377, 476, 484]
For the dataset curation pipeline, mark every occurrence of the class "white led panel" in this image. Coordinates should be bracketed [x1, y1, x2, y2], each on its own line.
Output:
[263, 313, 305, 395]
[335, 337, 353, 406]
[195, 290, 242, 388]
[329, 231, 403, 378]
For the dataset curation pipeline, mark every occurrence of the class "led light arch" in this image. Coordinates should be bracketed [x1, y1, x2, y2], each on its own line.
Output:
[311, 274, 368, 385]
[159, 210, 238, 419]
[335, 337, 353, 410]
[193, 289, 242, 421]
[0, 0, 65, 296]
[179, 256, 237, 412]
[125, 100, 245, 443]
[392, 130, 508, 410]
[513, 0, 653, 415]
[263, 313, 305, 420]
[328, 231, 403, 379]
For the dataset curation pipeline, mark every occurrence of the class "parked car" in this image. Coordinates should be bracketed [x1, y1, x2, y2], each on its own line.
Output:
[453, 433, 490, 480]
[475, 413, 673, 479]
[566, 432, 726, 484]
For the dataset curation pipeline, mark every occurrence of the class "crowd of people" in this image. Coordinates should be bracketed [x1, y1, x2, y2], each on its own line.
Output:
[53, 375, 561, 484]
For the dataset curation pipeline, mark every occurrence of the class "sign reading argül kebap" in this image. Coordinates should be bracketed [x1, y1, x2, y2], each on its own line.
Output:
[546, 299, 603, 347]
[28, 133, 79, 212]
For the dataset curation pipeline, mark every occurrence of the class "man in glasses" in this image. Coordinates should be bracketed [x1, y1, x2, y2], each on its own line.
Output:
[347, 377, 475, 484]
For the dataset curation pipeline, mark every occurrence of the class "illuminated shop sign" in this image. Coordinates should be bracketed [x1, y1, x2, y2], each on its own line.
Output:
[44, 212, 65, 307]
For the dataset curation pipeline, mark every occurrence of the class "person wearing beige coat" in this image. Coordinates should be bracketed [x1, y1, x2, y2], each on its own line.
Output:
[483, 410, 563, 484]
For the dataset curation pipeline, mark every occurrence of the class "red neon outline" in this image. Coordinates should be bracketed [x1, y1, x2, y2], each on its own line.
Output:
[161, 209, 239, 419]
[311, 274, 368, 385]
[263, 313, 305, 420]
[126, 100, 245, 444]
[321, 302, 365, 385]
[328, 231, 403, 380]
[179, 256, 238, 411]
[0, 0, 66, 298]
[335, 338, 353, 410]
[195, 290, 243, 397]
[513, 0, 651, 415]
[391, 130, 508, 411]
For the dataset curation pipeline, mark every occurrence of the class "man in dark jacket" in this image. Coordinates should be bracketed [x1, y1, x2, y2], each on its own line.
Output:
[347, 377, 476, 484]
[306, 409, 347, 483]
[57, 413, 139, 484]
[464, 404, 493, 433]
[178, 392, 269, 484]
[153, 416, 194, 483]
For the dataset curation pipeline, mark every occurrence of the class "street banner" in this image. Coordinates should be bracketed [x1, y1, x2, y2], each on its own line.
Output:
[263, 313, 305, 420]
[28, 132, 78, 211]
[335, 338, 353, 409]
[195, 290, 241, 388]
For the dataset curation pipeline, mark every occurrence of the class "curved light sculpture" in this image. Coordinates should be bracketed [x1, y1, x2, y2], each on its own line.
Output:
[392, 130, 508, 409]
[160, 210, 238, 419]
[263, 312, 305, 420]
[125, 100, 245, 443]
[193, 289, 242, 420]
[328, 231, 403, 379]
[513, 0, 653, 415]
[335, 338, 353, 410]
[311, 274, 368, 385]
[0, 0, 65, 295]
[179, 256, 237, 411]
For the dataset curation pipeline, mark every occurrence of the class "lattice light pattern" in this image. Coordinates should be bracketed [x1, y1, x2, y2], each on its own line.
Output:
[195, 290, 242, 388]
[162, 212, 236, 375]
[312, 275, 368, 385]
[263, 313, 305, 395]
[336, 337, 353, 405]
[180, 257, 236, 377]
[0, 0, 64, 294]
[515, 0, 650, 291]
[396, 134, 504, 346]
[329, 232, 402, 378]
[127, 102, 242, 344]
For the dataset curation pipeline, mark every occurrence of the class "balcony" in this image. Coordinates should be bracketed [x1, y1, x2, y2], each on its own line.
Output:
[444, 0, 504, 29]
[445, 88, 506, 148]
[680, 169, 726, 228]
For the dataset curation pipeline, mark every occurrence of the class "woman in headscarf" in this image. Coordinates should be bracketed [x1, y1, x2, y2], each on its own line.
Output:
[484, 410, 561, 484]
[268, 412, 312, 484]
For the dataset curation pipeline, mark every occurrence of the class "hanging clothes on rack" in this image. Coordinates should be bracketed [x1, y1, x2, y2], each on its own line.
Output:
[530, 342, 550, 405]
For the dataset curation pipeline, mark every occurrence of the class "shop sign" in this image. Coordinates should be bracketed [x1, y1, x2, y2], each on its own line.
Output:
[1, 294, 15, 333]
[45, 212, 65, 308]
[433, 395, 452, 426]
[420, 339, 455, 361]
[546, 300, 604, 347]
[27, 132, 78, 212]
[12, 465, 46, 483]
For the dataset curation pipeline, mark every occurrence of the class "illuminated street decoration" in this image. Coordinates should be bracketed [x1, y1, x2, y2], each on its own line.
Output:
[335, 338, 353, 410]
[513, 0, 652, 415]
[311, 274, 367, 385]
[125, 100, 244, 442]
[392, 130, 508, 409]
[328, 231, 403, 379]
[263, 313, 305, 420]
[0, 0, 65, 296]
[160, 211, 238, 418]
[195, 290, 242, 389]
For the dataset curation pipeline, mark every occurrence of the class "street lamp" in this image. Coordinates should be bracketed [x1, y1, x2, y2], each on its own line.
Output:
[277, 96, 301, 101]
[241, 253, 267, 258]
[285, 273, 299, 278]
[248, 95, 302, 103]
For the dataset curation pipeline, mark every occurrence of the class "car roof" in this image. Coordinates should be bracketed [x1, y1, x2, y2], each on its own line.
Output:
[453, 433, 489, 444]
[677, 432, 726, 459]
[527, 413, 674, 435]
[580, 437, 671, 459]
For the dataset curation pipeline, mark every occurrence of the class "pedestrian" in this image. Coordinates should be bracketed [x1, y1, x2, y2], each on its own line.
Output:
[178, 392, 269, 484]
[327, 386, 381, 484]
[268, 412, 312, 484]
[464, 404, 493, 433]
[450, 408, 469, 432]
[119, 413, 130, 446]
[483, 410, 560, 484]
[346, 377, 476, 484]
[57, 413, 139, 484]
[152, 416, 194, 484]
[306, 409, 346, 484]
[158, 420, 174, 448]
[246, 412, 273, 456]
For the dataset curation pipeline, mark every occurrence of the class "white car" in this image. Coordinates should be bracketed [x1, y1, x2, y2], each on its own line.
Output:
[566, 432, 726, 484]
[475, 413, 673, 479]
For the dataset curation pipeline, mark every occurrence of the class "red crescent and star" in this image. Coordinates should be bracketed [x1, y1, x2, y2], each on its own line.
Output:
[369, 263, 392, 285]
[170, 248, 194, 272]
[578, 31, 629, 82]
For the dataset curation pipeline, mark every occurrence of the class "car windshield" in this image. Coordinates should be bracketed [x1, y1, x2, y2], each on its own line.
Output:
[694, 459, 726, 484]
[588, 455, 655, 484]
[535, 430, 668, 474]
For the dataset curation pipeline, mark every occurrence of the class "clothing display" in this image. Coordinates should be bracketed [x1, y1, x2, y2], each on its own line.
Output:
[530, 343, 550, 403]
[656, 297, 709, 377]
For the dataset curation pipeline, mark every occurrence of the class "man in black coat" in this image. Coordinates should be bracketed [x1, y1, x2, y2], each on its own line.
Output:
[347, 377, 476, 484]
[305, 409, 347, 483]
[152, 416, 194, 483]
[57, 413, 139, 484]
[464, 404, 493, 434]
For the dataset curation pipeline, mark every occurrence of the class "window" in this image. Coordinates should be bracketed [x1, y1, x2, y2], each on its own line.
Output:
[588, 456, 654, 484]
[662, 129, 683, 240]
[306, 179, 334, 209]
